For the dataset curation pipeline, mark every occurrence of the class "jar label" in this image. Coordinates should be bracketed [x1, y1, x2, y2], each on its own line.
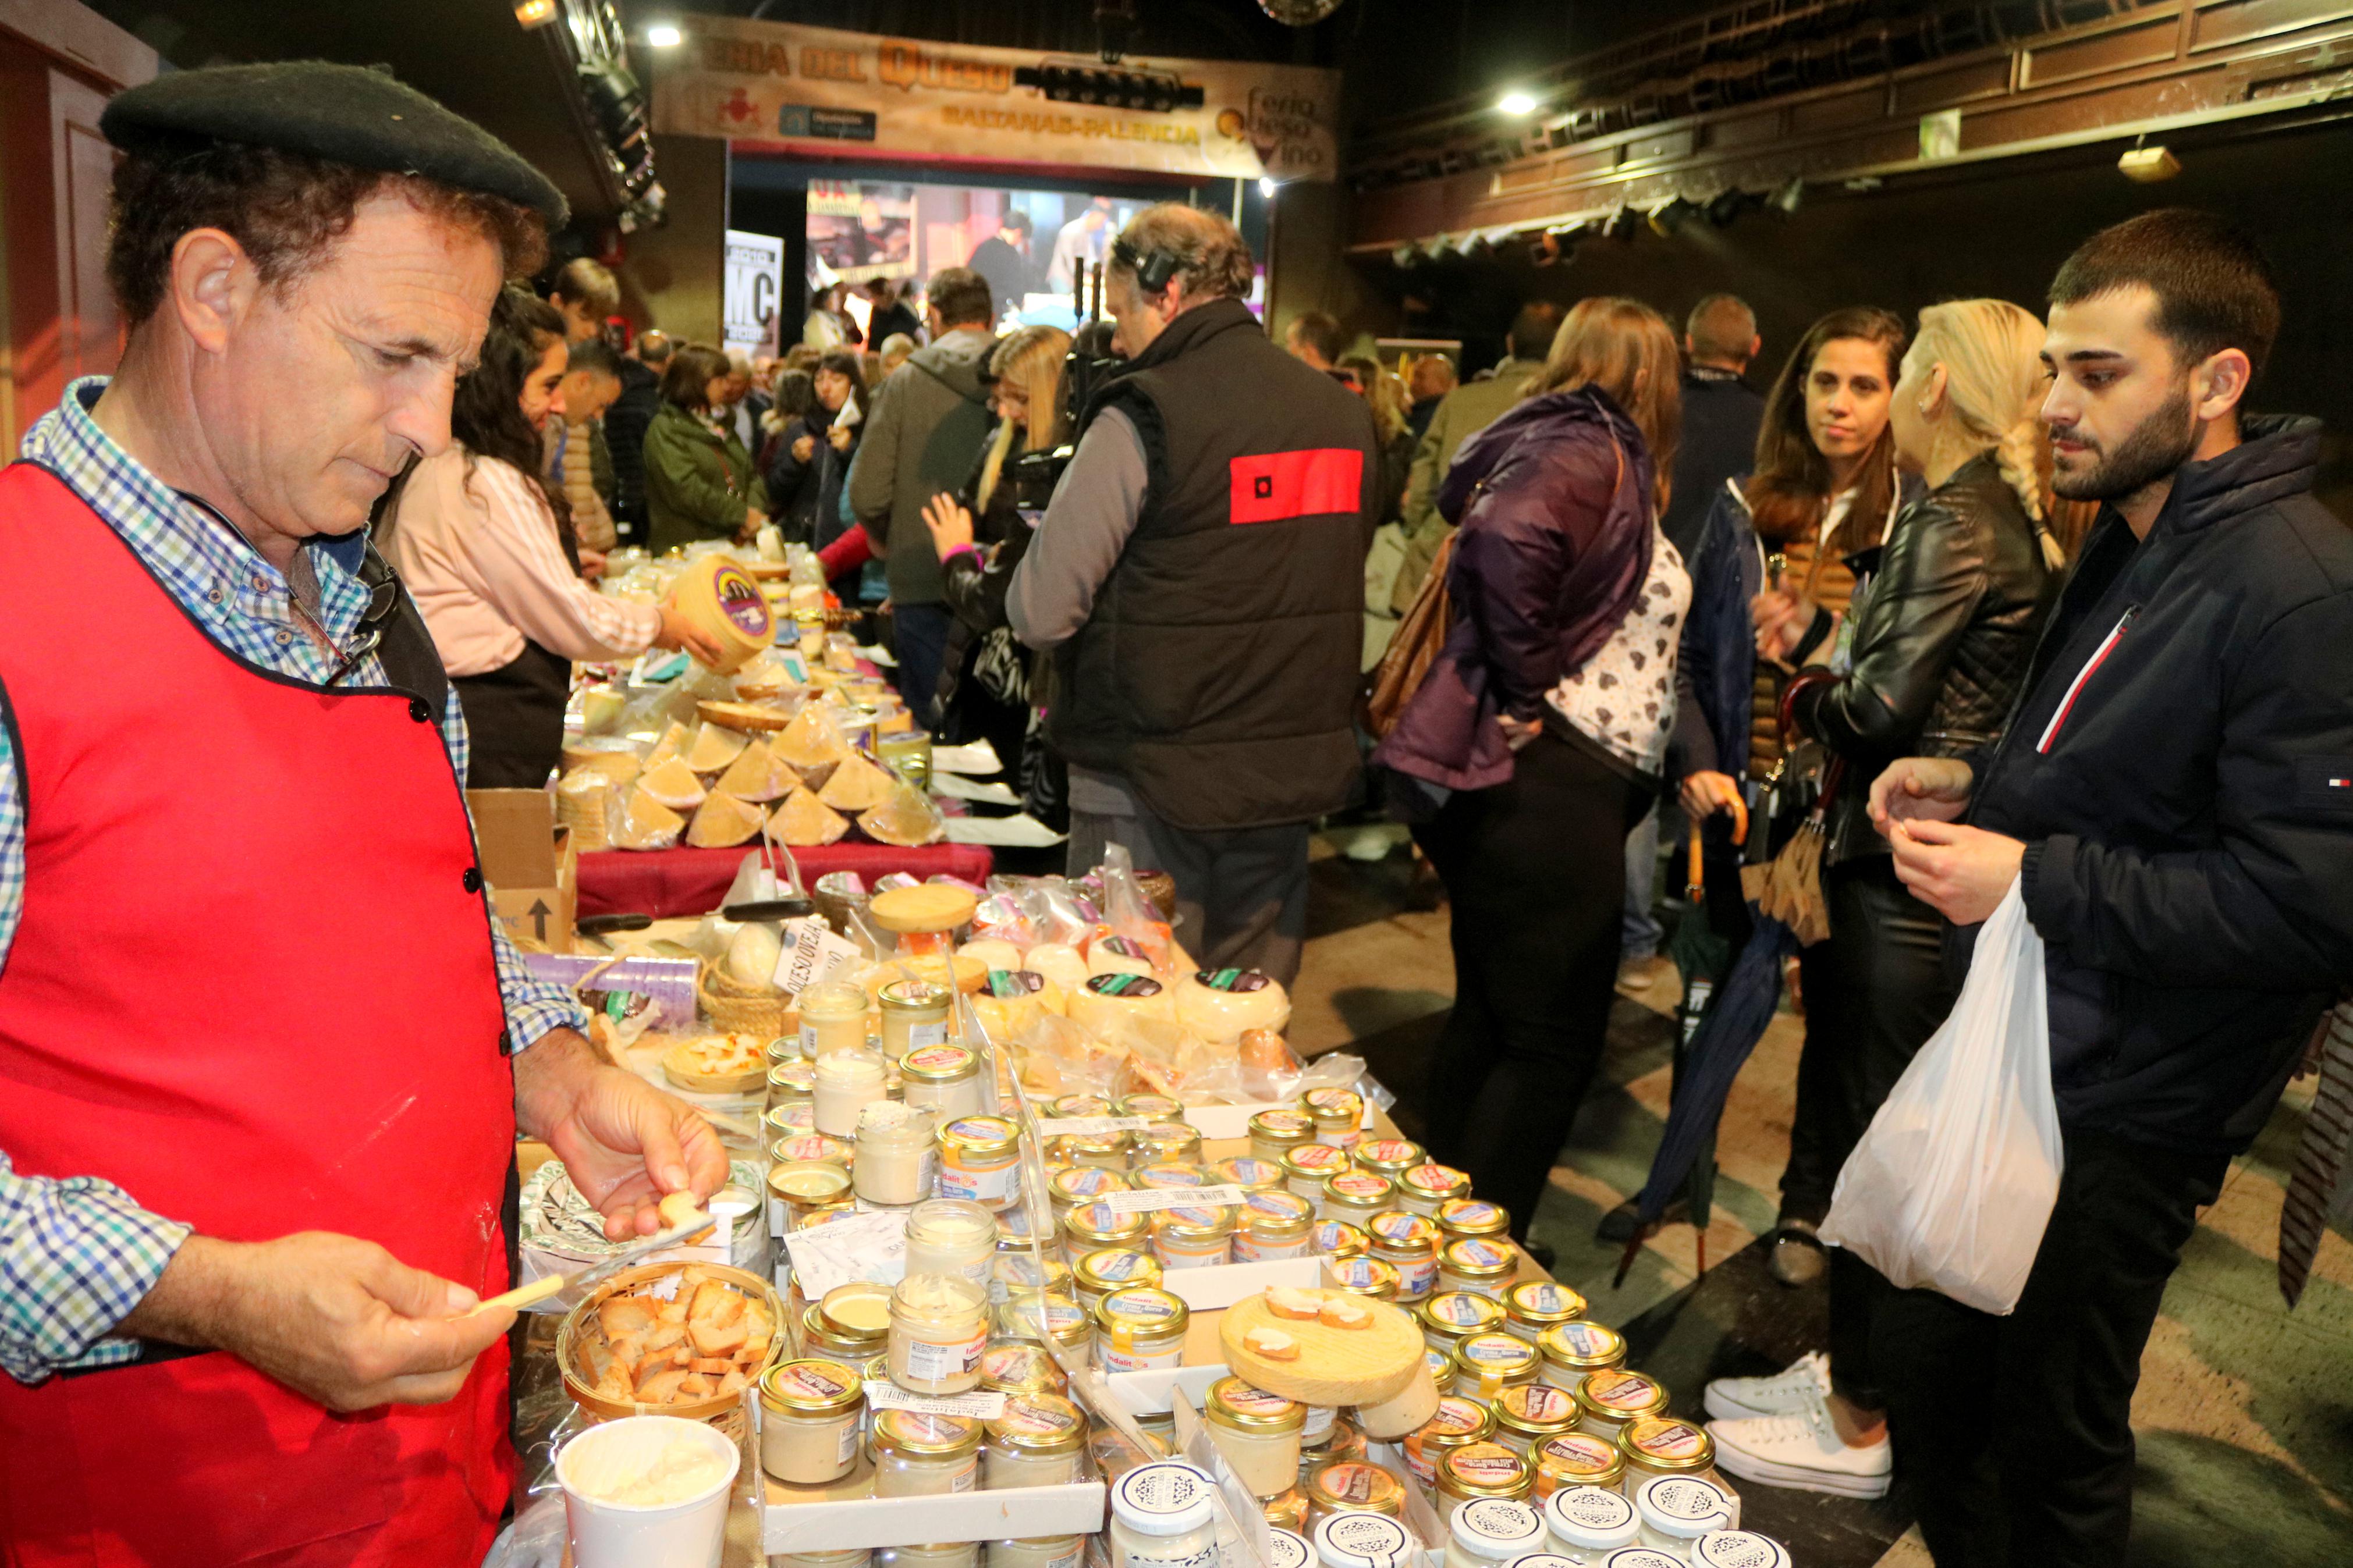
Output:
[1326, 1257, 1385, 1289]
[1311, 1221, 1363, 1253]
[1427, 1295, 1490, 1328]
[904, 1044, 970, 1072]
[1218, 1384, 1294, 1418]
[1447, 1446, 1524, 1484]
[1514, 1282, 1578, 1315]
[1461, 1335, 1532, 1367]
[1424, 1396, 1487, 1437]
[1402, 1163, 1464, 1194]
[1090, 1251, 1153, 1281]
[773, 1136, 844, 1164]
[1098, 1342, 1182, 1374]
[1391, 1256, 1438, 1296]
[771, 1363, 856, 1403]
[898, 1326, 986, 1385]
[1057, 1169, 1122, 1197]
[1223, 1159, 1283, 1187]
[1588, 1371, 1658, 1410]
[998, 1396, 1080, 1436]
[1538, 1434, 1618, 1473]
[1441, 1200, 1506, 1228]
[1085, 973, 1162, 997]
[906, 1021, 949, 1050]
[1639, 1477, 1732, 1523]
[938, 1161, 1018, 1206]
[986, 969, 1046, 996]
[1103, 1288, 1179, 1321]
[1368, 1212, 1428, 1242]
[1159, 1204, 1225, 1228]
[1103, 1185, 1246, 1216]
[1326, 1174, 1388, 1199]
[1504, 1384, 1574, 1423]
[980, 1344, 1051, 1385]
[1357, 1139, 1417, 1163]
[1318, 1463, 1385, 1503]
[1631, 1420, 1708, 1460]
[876, 1409, 979, 1446]
[1251, 1110, 1313, 1135]
[1138, 1166, 1208, 1189]
[1193, 968, 1270, 991]
[1053, 1096, 1114, 1117]
[1549, 1322, 1617, 1358]
[836, 1420, 861, 1465]
[1303, 1089, 1359, 1112]
[1449, 1239, 1513, 1270]
[1315, 1513, 1408, 1566]
[1457, 1499, 1541, 1545]
[1244, 1190, 1309, 1220]
[1289, 1145, 1347, 1172]
[800, 1023, 821, 1053]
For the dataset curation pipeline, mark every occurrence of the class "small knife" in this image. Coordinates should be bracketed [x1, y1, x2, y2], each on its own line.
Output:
[461, 1211, 716, 1317]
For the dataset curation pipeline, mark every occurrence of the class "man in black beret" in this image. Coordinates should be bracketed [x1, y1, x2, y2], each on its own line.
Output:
[0, 62, 725, 1567]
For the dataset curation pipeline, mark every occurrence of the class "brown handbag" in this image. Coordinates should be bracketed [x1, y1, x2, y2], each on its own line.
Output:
[1359, 529, 1456, 739]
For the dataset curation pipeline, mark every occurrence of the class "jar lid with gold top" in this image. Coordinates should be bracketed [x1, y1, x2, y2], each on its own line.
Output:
[1115, 1092, 1184, 1121]
[1350, 1138, 1424, 1177]
[1312, 1219, 1369, 1258]
[1207, 1377, 1305, 1435]
[1237, 1189, 1314, 1240]
[1215, 1156, 1287, 1192]
[939, 1114, 1020, 1160]
[1151, 1205, 1237, 1244]
[986, 1392, 1088, 1456]
[1453, 1331, 1541, 1391]
[1298, 1089, 1363, 1133]
[768, 1059, 818, 1100]
[979, 1341, 1066, 1394]
[1322, 1171, 1397, 1220]
[1133, 1161, 1211, 1192]
[1537, 1320, 1627, 1375]
[817, 1281, 893, 1344]
[1248, 1108, 1316, 1151]
[1305, 1460, 1406, 1517]
[1440, 1236, 1519, 1287]
[872, 1408, 982, 1458]
[1053, 1129, 1131, 1165]
[900, 1041, 979, 1085]
[1322, 1254, 1400, 1299]
[1491, 1381, 1580, 1443]
[1074, 1247, 1163, 1298]
[1094, 1284, 1189, 1347]
[996, 1290, 1091, 1353]
[1435, 1198, 1511, 1240]
[1418, 1290, 1505, 1345]
[1574, 1367, 1669, 1424]
[1435, 1442, 1534, 1505]
[1503, 1279, 1587, 1335]
[1365, 1210, 1439, 1254]
[760, 1358, 865, 1418]
[1263, 1487, 1309, 1533]
[1130, 1124, 1203, 1166]
[1397, 1162, 1472, 1206]
[1050, 1093, 1115, 1118]
[1404, 1396, 1495, 1482]
[1049, 1165, 1130, 1210]
[1281, 1143, 1353, 1185]
[1063, 1200, 1146, 1250]
[1532, 1432, 1624, 1495]
[1617, 1416, 1715, 1477]
[878, 979, 954, 1018]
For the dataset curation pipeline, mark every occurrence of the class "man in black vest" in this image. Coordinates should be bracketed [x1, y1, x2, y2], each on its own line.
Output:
[1006, 205, 1379, 986]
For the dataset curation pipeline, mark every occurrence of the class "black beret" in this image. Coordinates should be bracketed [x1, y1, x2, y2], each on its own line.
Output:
[101, 60, 567, 229]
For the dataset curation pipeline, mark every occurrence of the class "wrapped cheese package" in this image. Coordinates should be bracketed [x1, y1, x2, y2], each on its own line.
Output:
[1087, 935, 1156, 978]
[767, 788, 849, 847]
[1174, 969, 1292, 1045]
[1024, 943, 1090, 993]
[957, 938, 1025, 973]
[683, 723, 749, 775]
[1068, 972, 1174, 1038]
[686, 791, 765, 848]
[712, 739, 799, 803]
[638, 756, 708, 812]
[611, 788, 684, 850]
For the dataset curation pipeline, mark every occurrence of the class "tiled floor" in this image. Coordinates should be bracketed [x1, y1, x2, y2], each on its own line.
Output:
[1289, 834, 2353, 1566]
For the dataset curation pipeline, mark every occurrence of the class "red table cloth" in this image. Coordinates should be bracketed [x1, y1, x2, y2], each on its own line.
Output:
[577, 842, 994, 919]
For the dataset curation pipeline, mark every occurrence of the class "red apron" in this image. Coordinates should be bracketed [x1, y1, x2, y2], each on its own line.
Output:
[0, 464, 516, 1566]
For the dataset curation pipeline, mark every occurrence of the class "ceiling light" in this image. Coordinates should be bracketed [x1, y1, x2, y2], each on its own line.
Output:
[645, 22, 683, 48]
[2118, 144, 2180, 182]
[513, 0, 558, 27]
[1259, 176, 1279, 198]
[1497, 91, 1538, 116]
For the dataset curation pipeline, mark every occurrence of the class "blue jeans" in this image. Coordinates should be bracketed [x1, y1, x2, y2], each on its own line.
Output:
[1622, 802, 1663, 961]
[891, 602, 953, 731]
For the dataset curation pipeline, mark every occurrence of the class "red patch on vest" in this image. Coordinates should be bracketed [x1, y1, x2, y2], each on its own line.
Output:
[1228, 448, 1362, 524]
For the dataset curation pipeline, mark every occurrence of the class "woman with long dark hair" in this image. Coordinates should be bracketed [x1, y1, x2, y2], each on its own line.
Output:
[382, 287, 719, 787]
[765, 350, 864, 547]
[1372, 298, 1690, 1253]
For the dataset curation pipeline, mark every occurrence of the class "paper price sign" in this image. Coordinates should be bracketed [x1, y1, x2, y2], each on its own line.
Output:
[1102, 1184, 1247, 1215]
[863, 1383, 1007, 1420]
[1035, 1116, 1155, 1136]
[773, 916, 864, 995]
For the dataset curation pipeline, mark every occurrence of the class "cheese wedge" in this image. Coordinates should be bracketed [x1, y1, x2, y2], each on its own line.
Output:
[643, 720, 692, 771]
[772, 704, 849, 776]
[555, 768, 618, 852]
[611, 788, 686, 849]
[818, 751, 896, 812]
[638, 756, 708, 813]
[686, 791, 765, 848]
[712, 739, 798, 803]
[859, 781, 945, 847]
[684, 723, 750, 775]
[766, 788, 849, 847]
[578, 687, 626, 735]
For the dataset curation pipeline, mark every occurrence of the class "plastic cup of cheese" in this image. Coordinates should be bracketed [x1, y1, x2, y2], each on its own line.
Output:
[557, 1414, 740, 1568]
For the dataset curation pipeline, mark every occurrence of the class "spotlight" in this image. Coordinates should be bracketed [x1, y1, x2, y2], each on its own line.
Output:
[1646, 195, 1697, 237]
[1259, 176, 1279, 199]
[1014, 62, 1204, 113]
[2118, 144, 2180, 183]
[1497, 90, 1538, 116]
[1768, 175, 1804, 218]
[1604, 205, 1641, 243]
[513, 0, 557, 27]
[645, 22, 683, 48]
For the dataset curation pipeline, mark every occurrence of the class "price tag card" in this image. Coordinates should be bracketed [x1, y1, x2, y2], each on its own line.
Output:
[782, 1208, 908, 1298]
[773, 915, 864, 995]
[1035, 1116, 1156, 1136]
[1102, 1185, 1247, 1215]
[863, 1383, 1007, 1420]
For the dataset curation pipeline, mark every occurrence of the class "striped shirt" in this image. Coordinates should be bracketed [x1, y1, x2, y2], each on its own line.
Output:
[0, 378, 588, 1385]
[383, 442, 658, 677]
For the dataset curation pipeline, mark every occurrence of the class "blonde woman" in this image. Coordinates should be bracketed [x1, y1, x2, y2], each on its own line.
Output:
[920, 325, 1073, 785]
[1371, 298, 1688, 1250]
[1702, 298, 2060, 1501]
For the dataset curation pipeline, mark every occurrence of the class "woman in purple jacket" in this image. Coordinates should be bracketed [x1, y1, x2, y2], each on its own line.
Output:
[1373, 298, 1689, 1245]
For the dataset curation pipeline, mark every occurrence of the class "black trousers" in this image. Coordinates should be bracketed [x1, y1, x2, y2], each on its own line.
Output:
[1875, 1129, 2229, 1567]
[1413, 732, 1645, 1240]
[1776, 856, 1955, 1407]
[1066, 801, 1312, 990]
[451, 639, 571, 790]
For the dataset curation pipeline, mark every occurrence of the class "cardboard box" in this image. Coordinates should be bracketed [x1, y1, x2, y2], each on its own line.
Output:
[467, 788, 577, 955]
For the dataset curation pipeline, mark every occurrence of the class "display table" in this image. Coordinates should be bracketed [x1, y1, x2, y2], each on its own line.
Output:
[576, 842, 994, 919]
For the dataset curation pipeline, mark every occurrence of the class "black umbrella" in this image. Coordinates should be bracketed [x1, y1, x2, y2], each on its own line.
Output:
[1662, 826, 1734, 1232]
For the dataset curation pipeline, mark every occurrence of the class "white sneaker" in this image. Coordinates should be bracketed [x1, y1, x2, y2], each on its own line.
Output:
[1702, 1349, 1832, 1421]
[1707, 1394, 1892, 1501]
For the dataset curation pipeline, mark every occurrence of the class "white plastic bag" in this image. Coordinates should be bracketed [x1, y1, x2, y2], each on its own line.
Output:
[1819, 880, 2064, 1315]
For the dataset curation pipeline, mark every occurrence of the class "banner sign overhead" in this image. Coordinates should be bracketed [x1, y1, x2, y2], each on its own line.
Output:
[652, 15, 1341, 182]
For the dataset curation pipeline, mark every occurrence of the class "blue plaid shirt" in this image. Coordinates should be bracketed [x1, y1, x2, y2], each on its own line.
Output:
[0, 379, 588, 1385]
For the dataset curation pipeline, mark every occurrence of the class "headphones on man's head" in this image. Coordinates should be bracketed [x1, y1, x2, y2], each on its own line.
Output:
[1110, 239, 1181, 296]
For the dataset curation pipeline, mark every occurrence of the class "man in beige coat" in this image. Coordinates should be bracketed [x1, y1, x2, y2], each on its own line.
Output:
[1387, 301, 1563, 613]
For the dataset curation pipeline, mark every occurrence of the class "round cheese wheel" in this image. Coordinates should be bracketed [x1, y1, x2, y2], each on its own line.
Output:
[1025, 942, 1089, 992]
[1087, 934, 1156, 978]
[666, 554, 775, 674]
[1068, 972, 1175, 1039]
[1175, 969, 1291, 1043]
[957, 938, 1025, 973]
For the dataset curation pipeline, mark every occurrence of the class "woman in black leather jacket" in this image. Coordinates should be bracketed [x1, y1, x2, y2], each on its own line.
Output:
[1703, 299, 2061, 1499]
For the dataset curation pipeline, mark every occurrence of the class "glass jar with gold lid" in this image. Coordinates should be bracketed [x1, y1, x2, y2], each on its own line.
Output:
[1531, 1431, 1624, 1499]
[1502, 1279, 1587, 1342]
[1262, 1488, 1310, 1534]
[989, 1251, 1073, 1308]
[1232, 1189, 1315, 1262]
[1092, 1284, 1189, 1373]
[1320, 1171, 1397, 1228]
[768, 1057, 819, 1108]
[758, 1358, 867, 1485]
[996, 1290, 1091, 1359]
[1051, 1128, 1130, 1170]
[1060, 1200, 1145, 1265]
[1438, 1238, 1519, 1300]
[1615, 1416, 1716, 1487]
[1322, 1253, 1400, 1300]
[1128, 1123, 1203, 1168]
[1132, 1161, 1211, 1193]
[1536, 1321, 1627, 1397]
[1488, 1381, 1580, 1456]
[1048, 1164, 1130, 1218]
[936, 1115, 1023, 1211]
[1396, 1162, 1472, 1217]
[1433, 1442, 1534, 1526]
[871, 1409, 983, 1498]
[1298, 1089, 1364, 1147]
[1248, 1108, 1316, 1164]
[1304, 1460, 1406, 1523]
[983, 1392, 1089, 1489]
[1213, 1155, 1286, 1193]
[1435, 1198, 1512, 1243]
[1350, 1137, 1424, 1180]
[1048, 1093, 1114, 1119]
[805, 1280, 892, 1360]
[1573, 1367, 1670, 1444]
[1452, 1331, 1541, 1399]
[1115, 1092, 1184, 1121]
[1202, 1377, 1306, 1498]
[1073, 1247, 1163, 1315]
[979, 1341, 1067, 1395]
[1418, 1290, 1507, 1356]
[1403, 1396, 1495, 1487]
[899, 1042, 985, 1121]
[877, 979, 954, 1056]
[1312, 1219, 1369, 1260]
[1149, 1205, 1236, 1270]
[1280, 1142, 1351, 1202]
[1364, 1210, 1440, 1302]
